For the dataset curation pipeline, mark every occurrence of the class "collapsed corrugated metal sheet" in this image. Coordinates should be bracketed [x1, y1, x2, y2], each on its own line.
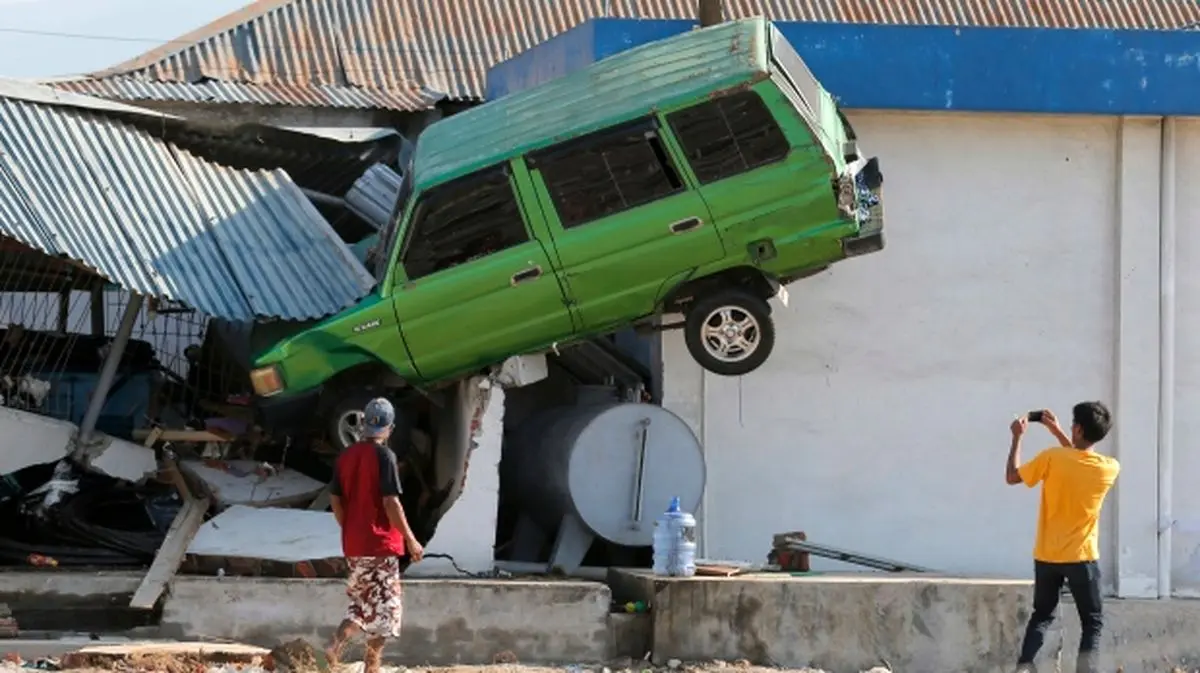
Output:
[345, 163, 403, 231]
[67, 0, 1200, 112]
[414, 18, 766, 189]
[0, 85, 375, 322]
[53, 76, 444, 112]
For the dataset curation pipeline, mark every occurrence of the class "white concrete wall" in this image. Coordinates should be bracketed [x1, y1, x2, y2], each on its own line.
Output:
[1170, 119, 1200, 597]
[662, 111, 1200, 597]
[410, 376, 504, 577]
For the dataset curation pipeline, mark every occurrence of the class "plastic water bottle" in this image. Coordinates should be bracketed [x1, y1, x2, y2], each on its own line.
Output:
[652, 496, 697, 577]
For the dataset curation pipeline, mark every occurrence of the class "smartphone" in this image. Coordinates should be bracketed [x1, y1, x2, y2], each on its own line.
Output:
[1027, 410, 1044, 423]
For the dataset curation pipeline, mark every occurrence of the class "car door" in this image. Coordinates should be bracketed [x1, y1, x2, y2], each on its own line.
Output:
[525, 117, 725, 333]
[390, 163, 574, 383]
[663, 86, 835, 254]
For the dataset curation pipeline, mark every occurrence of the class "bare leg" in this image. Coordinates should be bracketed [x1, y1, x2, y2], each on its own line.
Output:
[364, 636, 386, 673]
[325, 619, 360, 668]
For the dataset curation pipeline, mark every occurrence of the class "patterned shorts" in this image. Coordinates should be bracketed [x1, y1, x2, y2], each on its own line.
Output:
[345, 557, 404, 638]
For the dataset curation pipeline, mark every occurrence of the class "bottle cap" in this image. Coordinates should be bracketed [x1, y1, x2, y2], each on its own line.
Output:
[668, 496, 681, 513]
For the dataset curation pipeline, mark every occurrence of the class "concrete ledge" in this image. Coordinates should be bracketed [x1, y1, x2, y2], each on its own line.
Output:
[0, 571, 152, 633]
[616, 570, 1035, 672]
[0, 570, 144, 597]
[613, 570, 1200, 673]
[160, 576, 611, 665]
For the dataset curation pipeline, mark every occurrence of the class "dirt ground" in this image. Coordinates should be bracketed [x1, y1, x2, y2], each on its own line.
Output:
[0, 653, 889, 673]
[0, 638, 893, 673]
[0, 662, 878, 667]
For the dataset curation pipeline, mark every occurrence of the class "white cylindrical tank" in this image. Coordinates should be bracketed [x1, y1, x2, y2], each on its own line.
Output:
[506, 387, 706, 548]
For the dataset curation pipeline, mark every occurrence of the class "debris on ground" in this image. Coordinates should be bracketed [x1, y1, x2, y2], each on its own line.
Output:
[267, 638, 329, 672]
[0, 661, 894, 673]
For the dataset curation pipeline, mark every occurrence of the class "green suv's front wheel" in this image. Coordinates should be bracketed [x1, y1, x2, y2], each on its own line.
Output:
[684, 289, 776, 377]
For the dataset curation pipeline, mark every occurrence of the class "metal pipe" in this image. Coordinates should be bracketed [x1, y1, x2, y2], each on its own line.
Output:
[1157, 116, 1177, 599]
[301, 187, 347, 209]
[76, 293, 143, 449]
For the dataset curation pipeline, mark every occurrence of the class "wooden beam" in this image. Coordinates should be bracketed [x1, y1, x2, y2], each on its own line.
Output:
[129, 495, 210, 610]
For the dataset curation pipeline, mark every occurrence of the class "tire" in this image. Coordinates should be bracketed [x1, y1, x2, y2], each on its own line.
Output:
[324, 389, 409, 453]
[683, 288, 775, 377]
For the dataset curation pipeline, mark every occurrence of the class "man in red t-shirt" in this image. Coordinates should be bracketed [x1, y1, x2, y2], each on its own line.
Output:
[324, 398, 423, 673]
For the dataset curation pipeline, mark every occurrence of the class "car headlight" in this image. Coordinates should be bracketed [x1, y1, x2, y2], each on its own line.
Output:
[250, 365, 285, 397]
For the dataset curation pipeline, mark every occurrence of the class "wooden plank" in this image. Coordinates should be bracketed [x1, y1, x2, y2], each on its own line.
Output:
[133, 428, 233, 443]
[308, 484, 332, 510]
[142, 426, 164, 448]
[695, 564, 743, 577]
[161, 457, 193, 501]
[129, 496, 210, 610]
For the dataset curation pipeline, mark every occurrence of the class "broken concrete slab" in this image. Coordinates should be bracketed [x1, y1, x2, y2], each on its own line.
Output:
[0, 406, 156, 485]
[180, 460, 324, 508]
[187, 505, 340, 564]
[0, 407, 70, 476]
[88, 436, 157, 483]
[58, 640, 270, 670]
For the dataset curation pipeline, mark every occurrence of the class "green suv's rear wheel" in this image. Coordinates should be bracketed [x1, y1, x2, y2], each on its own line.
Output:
[684, 289, 775, 376]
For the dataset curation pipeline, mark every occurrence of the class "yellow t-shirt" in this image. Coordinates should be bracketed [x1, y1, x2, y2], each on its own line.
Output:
[1018, 446, 1121, 563]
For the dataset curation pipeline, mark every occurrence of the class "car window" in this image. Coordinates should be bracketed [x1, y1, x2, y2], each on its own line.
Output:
[370, 166, 414, 281]
[531, 119, 684, 230]
[400, 166, 530, 281]
[666, 90, 789, 184]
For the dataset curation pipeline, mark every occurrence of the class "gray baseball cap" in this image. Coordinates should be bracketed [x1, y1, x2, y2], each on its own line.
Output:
[362, 397, 395, 438]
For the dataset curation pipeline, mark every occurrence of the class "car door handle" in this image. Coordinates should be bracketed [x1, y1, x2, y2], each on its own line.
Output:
[669, 217, 703, 234]
[511, 265, 543, 286]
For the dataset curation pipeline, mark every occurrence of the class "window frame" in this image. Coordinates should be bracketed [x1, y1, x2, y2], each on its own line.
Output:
[527, 117, 687, 230]
[397, 163, 532, 282]
[664, 89, 791, 186]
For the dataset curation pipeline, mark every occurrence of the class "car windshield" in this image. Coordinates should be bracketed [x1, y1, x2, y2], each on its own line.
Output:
[370, 154, 415, 281]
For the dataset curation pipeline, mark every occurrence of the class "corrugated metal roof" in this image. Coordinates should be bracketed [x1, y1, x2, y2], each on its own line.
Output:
[345, 163, 402, 230]
[0, 84, 375, 322]
[73, 0, 1200, 112]
[414, 19, 767, 190]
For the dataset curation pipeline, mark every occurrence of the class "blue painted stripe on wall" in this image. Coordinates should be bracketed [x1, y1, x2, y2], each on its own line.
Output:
[487, 18, 1200, 115]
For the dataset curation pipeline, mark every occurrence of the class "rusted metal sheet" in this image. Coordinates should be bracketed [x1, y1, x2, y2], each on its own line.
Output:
[0, 83, 375, 322]
[72, 0, 1200, 112]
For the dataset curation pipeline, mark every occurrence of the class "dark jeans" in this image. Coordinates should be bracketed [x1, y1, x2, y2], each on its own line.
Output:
[1018, 560, 1103, 667]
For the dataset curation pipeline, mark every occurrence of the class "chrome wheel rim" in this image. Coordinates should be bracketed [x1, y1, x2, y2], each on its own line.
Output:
[699, 305, 760, 363]
[337, 409, 364, 448]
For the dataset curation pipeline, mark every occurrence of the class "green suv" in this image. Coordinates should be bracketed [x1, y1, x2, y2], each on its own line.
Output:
[251, 18, 884, 439]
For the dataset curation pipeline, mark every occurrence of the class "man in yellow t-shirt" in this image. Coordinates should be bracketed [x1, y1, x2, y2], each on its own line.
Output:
[1006, 401, 1120, 673]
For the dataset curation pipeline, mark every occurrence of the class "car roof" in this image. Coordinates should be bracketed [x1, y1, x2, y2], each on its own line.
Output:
[412, 17, 773, 191]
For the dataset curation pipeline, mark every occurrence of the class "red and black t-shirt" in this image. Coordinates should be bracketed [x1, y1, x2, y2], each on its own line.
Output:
[329, 440, 406, 558]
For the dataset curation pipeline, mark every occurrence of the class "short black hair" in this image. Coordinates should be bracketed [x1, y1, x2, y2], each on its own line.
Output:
[1073, 401, 1112, 444]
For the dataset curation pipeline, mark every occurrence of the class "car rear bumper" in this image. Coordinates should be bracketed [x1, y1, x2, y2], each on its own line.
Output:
[841, 156, 884, 259]
[256, 387, 322, 437]
[842, 230, 885, 258]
